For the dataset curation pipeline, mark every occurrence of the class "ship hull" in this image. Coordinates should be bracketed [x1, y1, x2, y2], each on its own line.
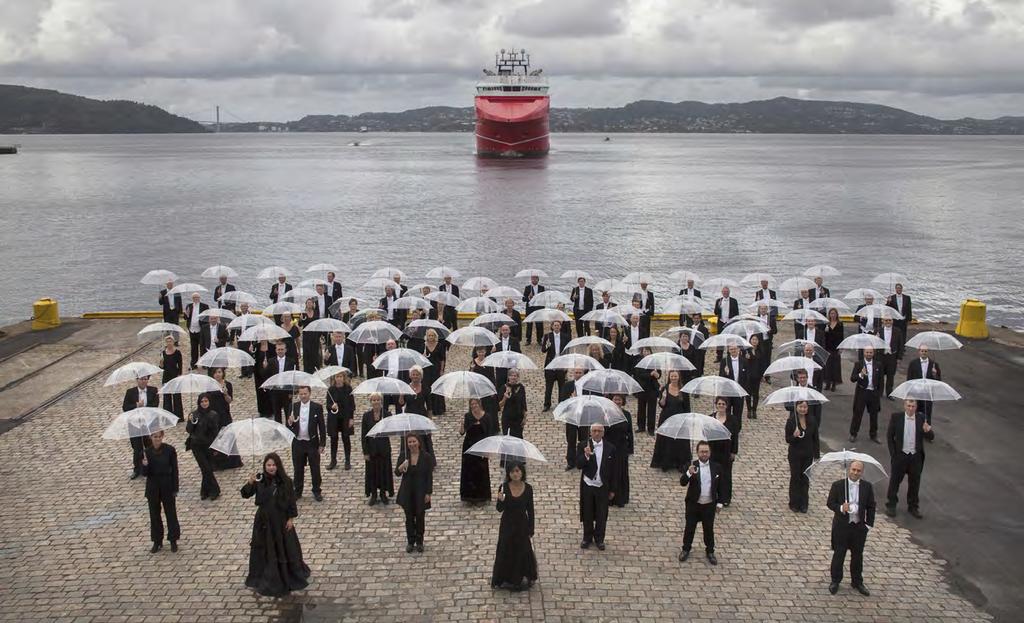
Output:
[475, 96, 550, 157]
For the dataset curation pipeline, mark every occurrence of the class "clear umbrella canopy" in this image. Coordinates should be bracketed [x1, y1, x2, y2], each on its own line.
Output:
[635, 352, 696, 372]
[905, 331, 963, 351]
[524, 308, 571, 323]
[854, 304, 904, 321]
[844, 288, 884, 301]
[425, 266, 462, 279]
[764, 385, 829, 405]
[783, 309, 828, 324]
[168, 282, 208, 297]
[430, 371, 497, 399]
[699, 334, 753, 351]
[303, 318, 353, 334]
[871, 272, 907, 294]
[668, 270, 701, 285]
[257, 266, 293, 279]
[561, 269, 593, 282]
[747, 298, 789, 311]
[515, 268, 549, 279]
[837, 333, 889, 352]
[299, 278, 329, 289]
[218, 290, 259, 306]
[279, 287, 319, 302]
[366, 413, 439, 437]
[160, 373, 222, 395]
[656, 412, 732, 441]
[306, 263, 339, 274]
[372, 348, 432, 372]
[363, 277, 399, 291]
[803, 265, 841, 278]
[353, 377, 415, 396]
[621, 271, 655, 285]
[528, 290, 572, 308]
[313, 365, 351, 382]
[456, 296, 501, 314]
[137, 322, 187, 341]
[392, 296, 432, 311]
[682, 375, 748, 397]
[576, 369, 643, 395]
[464, 434, 547, 463]
[102, 408, 180, 440]
[778, 276, 816, 293]
[564, 336, 614, 355]
[627, 336, 679, 355]
[446, 326, 499, 347]
[721, 319, 771, 338]
[593, 278, 629, 294]
[210, 418, 295, 459]
[202, 265, 238, 279]
[424, 291, 461, 307]
[808, 297, 851, 313]
[581, 308, 628, 326]
[141, 269, 177, 285]
[239, 323, 291, 343]
[463, 276, 500, 291]
[660, 326, 707, 347]
[545, 353, 602, 371]
[740, 273, 776, 286]
[197, 346, 255, 369]
[348, 320, 403, 345]
[774, 339, 831, 361]
[702, 277, 740, 292]
[483, 351, 538, 370]
[763, 356, 822, 376]
[262, 301, 303, 316]
[470, 312, 518, 329]
[890, 379, 962, 401]
[485, 286, 523, 300]
[405, 319, 451, 340]
[105, 362, 162, 386]
[371, 267, 405, 280]
[805, 450, 887, 485]
[553, 395, 627, 427]
[198, 308, 237, 322]
[261, 370, 327, 391]
[660, 296, 706, 316]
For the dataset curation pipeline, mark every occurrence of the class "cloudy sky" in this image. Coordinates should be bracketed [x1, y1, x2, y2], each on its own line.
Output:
[2, 0, 1023, 122]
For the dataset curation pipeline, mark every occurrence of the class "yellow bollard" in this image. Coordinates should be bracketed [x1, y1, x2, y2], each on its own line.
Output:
[708, 315, 718, 334]
[955, 299, 988, 339]
[32, 298, 61, 331]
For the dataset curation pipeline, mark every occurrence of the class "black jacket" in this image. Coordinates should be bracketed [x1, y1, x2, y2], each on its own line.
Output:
[142, 444, 180, 498]
[887, 293, 912, 322]
[827, 478, 875, 543]
[907, 357, 941, 381]
[522, 283, 546, 307]
[718, 355, 750, 388]
[123, 386, 160, 411]
[850, 359, 884, 398]
[324, 341, 357, 371]
[714, 297, 739, 330]
[214, 283, 236, 311]
[263, 355, 298, 378]
[679, 460, 725, 505]
[159, 289, 183, 323]
[184, 302, 209, 333]
[288, 401, 327, 447]
[269, 282, 293, 303]
[201, 323, 229, 351]
[576, 439, 617, 491]
[541, 331, 566, 364]
[887, 411, 934, 459]
[571, 286, 594, 316]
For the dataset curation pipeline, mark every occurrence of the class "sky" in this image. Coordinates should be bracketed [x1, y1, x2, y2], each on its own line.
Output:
[1, 0, 1023, 122]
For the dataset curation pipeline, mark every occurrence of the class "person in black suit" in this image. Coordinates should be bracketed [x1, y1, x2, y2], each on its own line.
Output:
[326, 271, 343, 303]
[637, 280, 655, 336]
[324, 330, 357, 371]
[786, 400, 818, 512]
[713, 287, 739, 362]
[439, 276, 460, 329]
[287, 386, 326, 501]
[906, 345, 941, 424]
[810, 277, 831, 301]
[718, 343, 749, 422]
[140, 429, 180, 553]
[312, 283, 332, 320]
[827, 460, 875, 596]
[541, 320, 566, 411]
[802, 319, 824, 348]
[678, 281, 702, 325]
[576, 424, 617, 550]
[123, 375, 160, 479]
[214, 276, 236, 312]
[679, 441, 724, 565]
[500, 297, 523, 341]
[396, 433, 435, 552]
[855, 295, 881, 335]
[788, 369, 824, 457]
[269, 275, 292, 303]
[887, 283, 912, 334]
[521, 276, 545, 346]
[159, 281, 183, 326]
[885, 399, 934, 518]
[391, 274, 408, 298]
[570, 277, 594, 337]
[753, 279, 776, 307]
[559, 367, 587, 469]
[200, 314, 229, 356]
[792, 289, 812, 339]
[689, 313, 709, 372]
[492, 323, 521, 388]
[264, 341, 297, 423]
[183, 293, 208, 369]
[593, 291, 617, 339]
[849, 347, 883, 443]
[877, 317, 904, 397]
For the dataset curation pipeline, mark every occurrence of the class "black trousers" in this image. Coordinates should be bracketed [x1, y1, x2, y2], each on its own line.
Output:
[745, 385, 761, 413]
[130, 436, 149, 475]
[580, 484, 609, 544]
[831, 521, 868, 585]
[809, 408, 822, 458]
[524, 309, 541, 344]
[727, 397, 744, 450]
[850, 390, 880, 438]
[162, 393, 183, 420]
[329, 420, 353, 463]
[543, 370, 564, 408]
[788, 454, 813, 510]
[636, 391, 657, 432]
[720, 456, 734, 505]
[404, 507, 425, 544]
[191, 448, 220, 498]
[147, 492, 180, 543]
[292, 439, 323, 495]
[887, 452, 924, 510]
[565, 424, 584, 467]
[270, 391, 291, 424]
[574, 319, 590, 337]
[682, 501, 716, 553]
[880, 354, 898, 396]
[917, 400, 934, 424]
[188, 331, 202, 368]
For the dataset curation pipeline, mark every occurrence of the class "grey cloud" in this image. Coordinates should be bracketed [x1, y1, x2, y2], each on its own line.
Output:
[727, 0, 896, 25]
[502, 0, 627, 38]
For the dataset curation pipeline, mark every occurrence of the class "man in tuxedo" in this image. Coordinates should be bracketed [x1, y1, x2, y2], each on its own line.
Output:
[802, 319, 824, 348]
[326, 271, 343, 302]
[313, 283, 332, 320]
[713, 287, 739, 362]
[501, 298, 523, 341]
[560, 367, 587, 470]
[594, 291, 618, 339]
[577, 423, 617, 550]
[637, 279, 655, 336]
[392, 274, 408, 297]
[886, 398, 934, 518]
[856, 295, 881, 335]
[123, 375, 160, 479]
[718, 343, 749, 421]
[541, 320, 566, 411]
[200, 314, 229, 356]
[811, 276, 831, 301]
[159, 281, 182, 325]
[753, 278, 776, 304]
[325, 331, 357, 371]
[571, 277, 594, 337]
[492, 323, 521, 388]
[792, 289, 812, 339]
[754, 302, 778, 349]
[678, 280, 701, 300]
[439, 276, 460, 329]
[264, 341, 297, 423]
[184, 293, 208, 370]
[522, 276, 545, 346]
[623, 311, 645, 355]
[887, 283, 911, 334]
[679, 441, 723, 565]
[287, 386, 326, 501]
[849, 347, 883, 443]
[906, 345, 941, 424]
[877, 317, 904, 397]
[380, 285, 404, 328]
[827, 460, 875, 596]
[269, 275, 292, 303]
[214, 275, 236, 312]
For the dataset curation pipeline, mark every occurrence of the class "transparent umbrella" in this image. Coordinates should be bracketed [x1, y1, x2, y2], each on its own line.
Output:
[465, 434, 547, 463]
[160, 373, 222, 396]
[528, 291, 571, 308]
[371, 267, 405, 280]
[425, 266, 462, 279]
[763, 356, 821, 376]
[219, 290, 259, 307]
[661, 297, 706, 316]
[300, 278, 329, 289]
[261, 370, 327, 391]
[808, 297, 851, 313]
[699, 334, 752, 351]
[837, 333, 889, 352]
[545, 353, 602, 371]
[353, 377, 416, 396]
[105, 362, 162, 386]
[228, 314, 274, 332]
[463, 276, 499, 291]
[621, 271, 654, 285]
[524, 308, 571, 323]
[367, 413, 438, 437]
[577, 369, 643, 395]
[774, 339, 830, 361]
[721, 319, 771, 338]
[905, 331, 963, 351]
[635, 352, 696, 372]
[446, 326, 499, 347]
[660, 326, 707, 347]
[581, 308, 628, 327]
[564, 335, 614, 355]
[363, 277, 399, 291]
[764, 385, 829, 405]
[485, 286, 522, 300]
[553, 395, 626, 427]
[783, 309, 828, 324]
[855, 304, 903, 321]
[803, 265, 841, 278]
[593, 278, 629, 294]
[168, 282, 208, 297]
[702, 277, 739, 292]
[514, 268, 549, 279]
[741, 273, 776, 286]
[303, 318, 352, 334]
[431, 371, 497, 399]
[483, 351, 538, 370]
[198, 346, 255, 369]
[683, 375, 747, 397]
[137, 322, 187, 341]
[656, 412, 731, 441]
[202, 265, 238, 279]
[210, 418, 295, 470]
[844, 288, 884, 301]
[141, 269, 177, 285]
[805, 450, 888, 498]
[279, 287, 319, 302]
[373, 348, 432, 373]
[405, 319, 451, 339]
[102, 408, 180, 440]
[470, 312, 518, 329]
[262, 301, 303, 316]
[871, 272, 907, 294]
[348, 320, 403, 345]
[778, 276, 816, 293]
[457, 296, 500, 314]
[890, 379, 962, 401]
[239, 323, 291, 343]
[747, 298, 789, 311]
[424, 291, 460, 307]
[627, 336, 679, 355]
[313, 365, 351, 382]
[392, 296, 432, 311]
[257, 266, 293, 279]
[198, 308, 237, 323]
[561, 270, 592, 282]
[668, 270, 701, 285]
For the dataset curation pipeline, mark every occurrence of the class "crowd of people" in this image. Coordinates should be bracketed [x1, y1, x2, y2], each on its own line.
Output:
[124, 267, 944, 598]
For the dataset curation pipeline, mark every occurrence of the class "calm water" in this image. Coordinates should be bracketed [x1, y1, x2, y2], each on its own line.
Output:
[1, 133, 1022, 329]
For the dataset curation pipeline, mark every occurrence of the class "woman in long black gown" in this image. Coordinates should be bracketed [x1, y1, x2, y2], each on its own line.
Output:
[709, 396, 739, 506]
[470, 347, 498, 418]
[676, 332, 700, 385]
[606, 394, 634, 507]
[421, 329, 447, 415]
[460, 398, 494, 503]
[743, 334, 765, 419]
[159, 335, 184, 420]
[396, 433, 435, 553]
[280, 313, 301, 362]
[241, 453, 310, 597]
[253, 340, 274, 418]
[491, 462, 537, 591]
[400, 366, 433, 454]
[185, 393, 221, 500]
[325, 370, 356, 470]
[299, 299, 322, 373]
[361, 393, 394, 505]
[650, 370, 691, 472]
[785, 400, 817, 512]
[823, 308, 845, 391]
[141, 429, 180, 553]
[208, 367, 243, 470]
[632, 347, 660, 436]
[497, 369, 527, 438]
[607, 326, 626, 371]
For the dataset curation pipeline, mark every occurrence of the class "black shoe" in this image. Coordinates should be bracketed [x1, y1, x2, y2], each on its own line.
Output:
[885, 505, 896, 517]
[200, 494, 208, 501]
[381, 495, 389, 505]
[543, 406, 550, 412]
[908, 508, 923, 519]
[749, 411, 757, 419]
[829, 582, 839, 595]
[130, 471, 140, 481]
[849, 435, 857, 443]
[870, 436, 880, 444]
[327, 461, 337, 470]
[789, 505, 798, 512]
[150, 543, 161, 554]
[295, 490, 303, 498]
[596, 542, 606, 551]
[169, 541, 178, 552]
[636, 428, 645, 433]
[564, 464, 575, 471]
[706, 552, 717, 565]
[854, 584, 871, 596]
[406, 543, 415, 553]
[369, 494, 378, 506]
[679, 548, 690, 562]
[314, 492, 323, 502]
[799, 507, 808, 514]
[208, 494, 219, 501]
[580, 540, 591, 549]
[345, 460, 351, 470]
[415, 543, 424, 553]
[887, 396, 894, 401]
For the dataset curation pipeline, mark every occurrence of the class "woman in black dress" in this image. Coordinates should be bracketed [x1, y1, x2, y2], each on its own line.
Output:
[470, 347, 497, 415]
[650, 370, 691, 472]
[361, 393, 394, 505]
[632, 347, 660, 435]
[400, 366, 433, 454]
[491, 462, 537, 591]
[141, 429, 180, 553]
[241, 453, 310, 597]
[587, 343, 607, 369]
[709, 396, 739, 506]
[743, 334, 765, 419]
[280, 313, 301, 362]
[299, 299, 322, 373]
[208, 367, 243, 470]
[460, 398, 494, 503]
[396, 433, 435, 553]
[676, 331, 700, 385]
[422, 329, 447, 415]
[606, 394, 634, 507]
[185, 393, 221, 500]
[607, 326, 626, 371]
[253, 340, 274, 418]
[497, 369, 527, 438]
[326, 370, 356, 470]
[823, 308, 845, 391]
[785, 400, 818, 512]
[159, 335, 184, 420]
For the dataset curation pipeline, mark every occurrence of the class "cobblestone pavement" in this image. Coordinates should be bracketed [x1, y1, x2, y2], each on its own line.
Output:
[0, 322, 989, 622]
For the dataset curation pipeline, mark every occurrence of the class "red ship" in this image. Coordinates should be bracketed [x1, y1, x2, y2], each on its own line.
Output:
[475, 49, 550, 157]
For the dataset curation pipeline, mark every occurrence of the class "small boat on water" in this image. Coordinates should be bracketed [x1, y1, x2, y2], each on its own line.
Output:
[0, 145, 17, 155]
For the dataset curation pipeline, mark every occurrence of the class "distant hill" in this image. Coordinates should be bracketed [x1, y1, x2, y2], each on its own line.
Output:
[223, 96, 1024, 135]
[0, 84, 207, 134]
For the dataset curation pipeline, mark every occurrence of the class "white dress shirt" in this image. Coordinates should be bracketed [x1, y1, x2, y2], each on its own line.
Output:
[190, 305, 200, 332]
[720, 298, 731, 323]
[630, 325, 640, 344]
[298, 401, 311, 440]
[208, 322, 219, 345]
[902, 414, 917, 454]
[277, 355, 287, 371]
[895, 295, 904, 313]
[500, 337, 510, 351]
[847, 478, 861, 523]
[582, 441, 604, 488]
[334, 343, 346, 363]
[729, 356, 741, 381]
[805, 326, 816, 343]
[863, 360, 875, 390]
[553, 333, 561, 354]
[386, 296, 396, 320]
[697, 460, 713, 504]
[317, 295, 327, 316]
[883, 326, 893, 348]
[919, 358, 930, 377]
